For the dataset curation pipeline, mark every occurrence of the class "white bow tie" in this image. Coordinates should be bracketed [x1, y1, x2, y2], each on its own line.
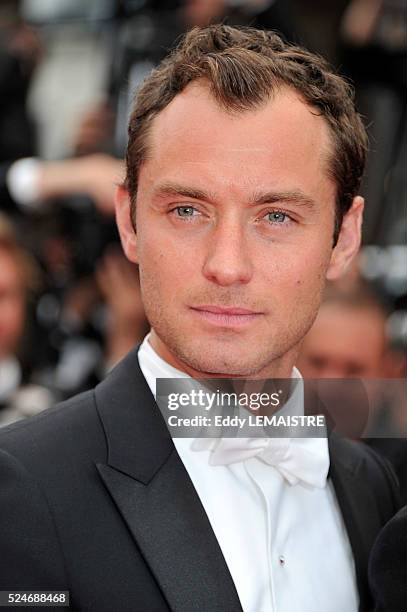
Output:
[191, 436, 329, 488]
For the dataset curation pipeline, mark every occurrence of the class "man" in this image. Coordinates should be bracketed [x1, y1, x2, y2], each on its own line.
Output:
[298, 286, 389, 379]
[298, 285, 407, 504]
[0, 25, 399, 612]
[0, 214, 54, 425]
[2, 153, 123, 216]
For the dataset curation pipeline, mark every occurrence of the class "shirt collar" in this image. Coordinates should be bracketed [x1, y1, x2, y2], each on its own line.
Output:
[137, 332, 329, 480]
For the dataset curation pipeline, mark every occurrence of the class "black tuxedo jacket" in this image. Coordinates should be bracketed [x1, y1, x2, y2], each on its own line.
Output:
[0, 346, 400, 612]
[368, 504, 407, 612]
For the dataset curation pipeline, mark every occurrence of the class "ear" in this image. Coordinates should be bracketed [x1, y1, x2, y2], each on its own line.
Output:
[326, 196, 364, 281]
[115, 185, 138, 264]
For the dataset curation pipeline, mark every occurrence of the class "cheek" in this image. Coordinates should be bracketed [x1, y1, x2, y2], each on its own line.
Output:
[137, 225, 201, 288]
[257, 244, 331, 337]
[261, 242, 330, 293]
[137, 241, 186, 317]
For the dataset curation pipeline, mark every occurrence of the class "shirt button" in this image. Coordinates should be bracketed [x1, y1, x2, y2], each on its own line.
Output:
[279, 555, 285, 566]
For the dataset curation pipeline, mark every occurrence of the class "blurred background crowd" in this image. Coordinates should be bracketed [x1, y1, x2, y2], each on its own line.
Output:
[0, 0, 407, 478]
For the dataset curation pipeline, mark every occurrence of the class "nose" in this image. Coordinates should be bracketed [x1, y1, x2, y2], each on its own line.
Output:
[202, 217, 253, 287]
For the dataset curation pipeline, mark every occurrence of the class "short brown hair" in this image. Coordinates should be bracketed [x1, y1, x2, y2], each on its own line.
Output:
[125, 24, 368, 242]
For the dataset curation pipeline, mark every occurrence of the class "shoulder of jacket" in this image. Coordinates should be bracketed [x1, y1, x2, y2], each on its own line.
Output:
[0, 388, 98, 460]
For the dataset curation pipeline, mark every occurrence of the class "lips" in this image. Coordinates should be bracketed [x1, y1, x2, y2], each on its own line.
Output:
[191, 305, 260, 315]
[190, 305, 263, 327]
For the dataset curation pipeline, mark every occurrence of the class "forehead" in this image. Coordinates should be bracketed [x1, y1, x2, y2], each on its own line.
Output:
[141, 81, 335, 199]
[309, 305, 386, 351]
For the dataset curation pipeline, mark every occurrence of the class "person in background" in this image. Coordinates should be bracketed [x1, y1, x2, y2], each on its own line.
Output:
[3, 153, 123, 217]
[297, 284, 389, 379]
[0, 213, 53, 425]
[298, 284, 407, 503]
[96, 247, 149, 371]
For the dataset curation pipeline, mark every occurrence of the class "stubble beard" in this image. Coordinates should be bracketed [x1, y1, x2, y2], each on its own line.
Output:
[140, 270, 325, 378]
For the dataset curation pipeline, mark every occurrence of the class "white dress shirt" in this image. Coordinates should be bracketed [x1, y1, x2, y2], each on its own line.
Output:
[138, 334, 359, 612]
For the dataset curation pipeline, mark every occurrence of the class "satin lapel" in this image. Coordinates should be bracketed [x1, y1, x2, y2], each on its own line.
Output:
[97, 453, 242, 612]
[328, 434, 382, 612]
[94, 347, 243, 612]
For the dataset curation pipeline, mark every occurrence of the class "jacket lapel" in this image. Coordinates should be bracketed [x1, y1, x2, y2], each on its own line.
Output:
[329, 433, 382, 612]
[94, 347, 243, 612]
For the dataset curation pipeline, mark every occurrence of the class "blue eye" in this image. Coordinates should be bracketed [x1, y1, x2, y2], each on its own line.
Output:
[267, 211, 287, 223]
[175, 206, 197, 217]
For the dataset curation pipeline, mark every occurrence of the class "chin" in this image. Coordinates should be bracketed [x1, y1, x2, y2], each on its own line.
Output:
[199, 362, 254, 377]
[182, 349, 267, 378]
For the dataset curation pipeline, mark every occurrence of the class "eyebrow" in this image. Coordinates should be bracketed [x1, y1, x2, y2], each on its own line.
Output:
[153, 181, 316, 210]
[249, 189, 317, 210]
[153, 182, 216, 202]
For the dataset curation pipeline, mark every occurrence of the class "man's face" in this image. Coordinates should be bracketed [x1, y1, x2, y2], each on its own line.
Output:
[298, 304, 387, 378]
[117, 82, 362, 378]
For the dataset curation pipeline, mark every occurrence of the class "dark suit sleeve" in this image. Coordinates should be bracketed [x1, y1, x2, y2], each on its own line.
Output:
[369, 505, 407, 612]
[364, 444, 403, 611]
[0, 448, 69, 592]
[363, 443, 401, 520]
